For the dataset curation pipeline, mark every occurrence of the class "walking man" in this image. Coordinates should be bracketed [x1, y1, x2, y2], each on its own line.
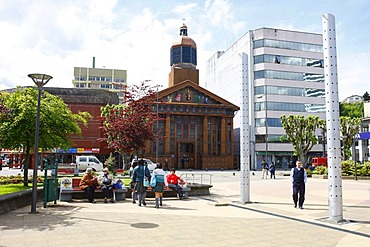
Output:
[290, 160, 307, 209]
[261, 159, 269, 179]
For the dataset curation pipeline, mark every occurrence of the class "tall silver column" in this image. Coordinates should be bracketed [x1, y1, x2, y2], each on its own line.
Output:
[322, 13, 343, 221]
[240, 52, 250, 203]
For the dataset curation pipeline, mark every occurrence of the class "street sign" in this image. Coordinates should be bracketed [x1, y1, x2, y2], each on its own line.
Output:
[355, 132, 370, 140]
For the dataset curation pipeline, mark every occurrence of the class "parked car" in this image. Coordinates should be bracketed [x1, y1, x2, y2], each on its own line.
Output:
[1, 157, 9, 167]
[129, 158, 157, 175]
[76, 155, 104, 172]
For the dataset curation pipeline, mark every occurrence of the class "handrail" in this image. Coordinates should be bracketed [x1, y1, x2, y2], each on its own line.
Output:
[180, 172, 212, 186]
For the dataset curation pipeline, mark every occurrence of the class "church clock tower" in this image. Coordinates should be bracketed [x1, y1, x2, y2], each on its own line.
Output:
[168, 23, 199, 87]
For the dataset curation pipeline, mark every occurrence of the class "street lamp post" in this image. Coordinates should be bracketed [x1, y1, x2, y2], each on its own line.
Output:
[28, 73, 52, 214]
[258, 90, 268, 163]
[155, 84, 163, 164]
[264, 88, 268, 163]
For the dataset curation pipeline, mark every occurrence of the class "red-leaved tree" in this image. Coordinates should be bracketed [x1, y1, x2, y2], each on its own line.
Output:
[99, 82, 163, 168]
[0, 93, 12, 120]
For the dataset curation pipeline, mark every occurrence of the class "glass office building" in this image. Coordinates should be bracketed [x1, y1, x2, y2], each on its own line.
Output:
[204, 28, 326, 170]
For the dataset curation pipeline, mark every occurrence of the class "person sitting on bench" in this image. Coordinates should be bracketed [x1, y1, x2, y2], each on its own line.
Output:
[79, 168, 98, 203]
[166, 168, 185, 199]
[99, 168, 114, 203]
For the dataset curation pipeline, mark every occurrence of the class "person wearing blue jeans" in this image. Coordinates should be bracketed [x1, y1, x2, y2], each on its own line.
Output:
[290, 160, 307, 209]
[166, 168, 185, 199]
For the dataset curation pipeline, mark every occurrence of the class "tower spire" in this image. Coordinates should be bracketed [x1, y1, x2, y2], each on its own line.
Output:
[180, 19, 188, 36]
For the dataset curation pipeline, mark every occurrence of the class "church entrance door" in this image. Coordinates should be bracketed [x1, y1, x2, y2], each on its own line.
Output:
[178, 142, 194, 169]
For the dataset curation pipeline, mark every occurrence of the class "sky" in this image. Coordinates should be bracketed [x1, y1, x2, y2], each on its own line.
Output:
[1, 0, 369, 100]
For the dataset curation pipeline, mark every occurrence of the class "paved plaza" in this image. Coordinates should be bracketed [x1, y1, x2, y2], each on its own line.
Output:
[0, 170, 370, 246]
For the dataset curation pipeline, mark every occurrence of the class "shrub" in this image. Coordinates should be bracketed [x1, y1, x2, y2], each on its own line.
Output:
[341, 160, 355, 176]
[341, 160, 370, 176]
[105, 153, 117, 176]
[305, 169, 312, 177]
[357, 161, 370, 176]
[0, 175, 44, 185]
[312, 165, 328, 175]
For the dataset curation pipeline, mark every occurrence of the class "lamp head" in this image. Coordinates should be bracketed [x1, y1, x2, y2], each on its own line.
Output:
[28, 73, 53, 87]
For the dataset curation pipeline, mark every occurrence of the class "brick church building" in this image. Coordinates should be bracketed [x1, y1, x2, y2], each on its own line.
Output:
[142, 24, 239, 170]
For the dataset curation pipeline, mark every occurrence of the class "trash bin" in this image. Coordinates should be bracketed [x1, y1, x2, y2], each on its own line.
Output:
[43, 159, 59, 208]
[46, 179, 59, 202]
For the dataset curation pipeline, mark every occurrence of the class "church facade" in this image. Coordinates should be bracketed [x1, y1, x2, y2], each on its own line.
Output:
[142, 24, 239, 170]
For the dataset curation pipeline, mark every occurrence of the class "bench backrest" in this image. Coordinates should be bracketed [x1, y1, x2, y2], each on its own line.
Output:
[72, 178, 81, 188]
[60, 177, 82, 191]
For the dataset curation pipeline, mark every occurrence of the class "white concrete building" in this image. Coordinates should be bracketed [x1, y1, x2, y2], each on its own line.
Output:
[341, 95, 364, 104]
[72, 60, 127, 103]
[204, 28, 326, 170]
[356, 118, 370, 163]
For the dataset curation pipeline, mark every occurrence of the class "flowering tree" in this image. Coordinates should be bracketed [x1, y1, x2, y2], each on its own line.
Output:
[99, 82, 163, 167]
[0, 93, 12, 120]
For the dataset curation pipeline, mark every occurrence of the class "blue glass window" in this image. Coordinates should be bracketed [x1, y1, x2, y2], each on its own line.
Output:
[254, 54, 324, 68]
[255, 102, 325, 113]
[255, 86, 324, 97]
[253, 39, 323, 53]
[254, 70, 324, 82]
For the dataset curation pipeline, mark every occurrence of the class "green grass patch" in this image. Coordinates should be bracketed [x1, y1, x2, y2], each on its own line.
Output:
[0, 183, 43, 196]
[0, 184, 33, 196]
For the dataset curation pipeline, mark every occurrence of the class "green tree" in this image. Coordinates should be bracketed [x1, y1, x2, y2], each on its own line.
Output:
[104, 153, 117, 175]
[363, 92, 370, 101]
[317, 119, 326, 157]
[339, 102, 363, 118]
[0, 87, 91, 185]
[340, 116, 362, 160]
[280, 115, 322, 166]
[100, 82, 162, 169]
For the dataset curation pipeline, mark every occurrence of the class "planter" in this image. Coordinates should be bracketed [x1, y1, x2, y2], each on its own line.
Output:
[311, 175, 370, 180]
[0, 187, 43, 215]
[312, 174, 328, 179]
[342, 176, 370, 180]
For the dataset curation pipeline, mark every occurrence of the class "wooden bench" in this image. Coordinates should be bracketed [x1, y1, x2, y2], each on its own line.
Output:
[59, 177, 127, 202]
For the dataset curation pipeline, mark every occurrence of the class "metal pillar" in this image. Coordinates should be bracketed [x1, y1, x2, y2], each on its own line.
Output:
[239, 52, 250, 203]
[322, 13, 343, 222]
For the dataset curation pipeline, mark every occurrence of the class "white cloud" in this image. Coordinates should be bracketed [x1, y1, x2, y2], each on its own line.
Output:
[205, 0, 245, 34]
[172, 3, 198, 14]
[0, 0, 369, 101]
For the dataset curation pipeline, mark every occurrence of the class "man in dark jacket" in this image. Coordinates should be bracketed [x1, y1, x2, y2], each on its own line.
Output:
[290, 160, 307, 209]
[132, 159, 151, 207]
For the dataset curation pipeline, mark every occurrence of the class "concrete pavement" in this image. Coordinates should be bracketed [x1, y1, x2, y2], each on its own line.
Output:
[0, 170, 369, 246]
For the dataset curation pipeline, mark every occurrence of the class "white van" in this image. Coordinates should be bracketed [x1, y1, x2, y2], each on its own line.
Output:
[76, 155, 103, 172]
